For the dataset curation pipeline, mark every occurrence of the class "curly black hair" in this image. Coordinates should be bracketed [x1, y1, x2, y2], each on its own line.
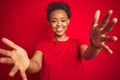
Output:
[46, 2, 72, 21]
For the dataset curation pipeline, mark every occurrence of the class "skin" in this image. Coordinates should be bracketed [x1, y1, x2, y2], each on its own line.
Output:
[49, 10, 70, 41]
[0, 9, 118, 80]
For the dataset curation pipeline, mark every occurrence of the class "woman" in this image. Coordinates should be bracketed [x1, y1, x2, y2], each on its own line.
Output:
[0, 2, 118, 80]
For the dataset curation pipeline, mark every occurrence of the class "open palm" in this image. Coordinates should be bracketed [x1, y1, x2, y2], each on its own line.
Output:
[0, 38, 30, 80]
[90, 10, 118, 54]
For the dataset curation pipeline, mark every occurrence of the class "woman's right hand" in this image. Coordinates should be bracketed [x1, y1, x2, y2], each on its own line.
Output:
[0, 38, 30, 80]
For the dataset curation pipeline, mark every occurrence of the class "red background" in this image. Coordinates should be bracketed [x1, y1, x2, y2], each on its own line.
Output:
[0, 0, 120, 80]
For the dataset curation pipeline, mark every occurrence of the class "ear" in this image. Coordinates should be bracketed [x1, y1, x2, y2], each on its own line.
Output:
[67, 19, 70, 24]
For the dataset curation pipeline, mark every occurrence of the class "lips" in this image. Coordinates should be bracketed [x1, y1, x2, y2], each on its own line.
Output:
[56, 27, 64, 32]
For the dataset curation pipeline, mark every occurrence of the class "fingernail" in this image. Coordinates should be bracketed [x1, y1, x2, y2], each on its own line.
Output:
[110, 50, 113, 54]
[24, 78, 28, 80]
[9, 72, 14, 77]
[97, 10, 100, 14]
[113, 18, 118, 23]
[1, 37, 6, 41]
[109, 10, 113, 14]
[97, 10, 100, 12]
[113, 36, 118, 41]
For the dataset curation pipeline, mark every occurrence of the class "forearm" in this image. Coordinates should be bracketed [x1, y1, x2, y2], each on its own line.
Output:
[26, 59, 42, 73]
[81, 44, 101, 60]
[26, 50, 43, 73]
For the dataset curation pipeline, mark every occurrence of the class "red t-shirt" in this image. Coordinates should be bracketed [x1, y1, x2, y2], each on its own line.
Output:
[35, 38, 84, 80]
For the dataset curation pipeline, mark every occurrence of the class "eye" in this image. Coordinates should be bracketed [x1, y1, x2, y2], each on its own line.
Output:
[61, 20, 66, 22]
[51, 20, 57, 23]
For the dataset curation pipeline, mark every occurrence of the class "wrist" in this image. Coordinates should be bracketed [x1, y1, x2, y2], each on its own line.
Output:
[26, 59, 31, 73]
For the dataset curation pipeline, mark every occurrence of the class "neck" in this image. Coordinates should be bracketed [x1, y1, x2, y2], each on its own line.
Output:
[54, 35, 69, 41]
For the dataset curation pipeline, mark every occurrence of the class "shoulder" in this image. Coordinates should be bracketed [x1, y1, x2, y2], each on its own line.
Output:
[69, 38, 87, 46]
[35, 39, 52, 50]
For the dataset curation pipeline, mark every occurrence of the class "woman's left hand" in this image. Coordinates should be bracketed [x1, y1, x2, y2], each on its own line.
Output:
[90, 10, 118, 54]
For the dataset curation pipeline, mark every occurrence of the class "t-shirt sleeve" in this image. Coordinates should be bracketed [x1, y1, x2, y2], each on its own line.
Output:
[35, 41, 43, 51]
[77, 38, 88, 46]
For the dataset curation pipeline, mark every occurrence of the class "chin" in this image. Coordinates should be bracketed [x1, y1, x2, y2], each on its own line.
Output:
[56, 34, 64, 37]
[55, 33, 65, 36]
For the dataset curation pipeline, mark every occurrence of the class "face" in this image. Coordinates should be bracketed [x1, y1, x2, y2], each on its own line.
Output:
[49, 9, 70, 37]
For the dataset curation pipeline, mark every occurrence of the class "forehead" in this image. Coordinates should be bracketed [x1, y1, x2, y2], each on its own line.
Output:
[50, 9, 68, 19]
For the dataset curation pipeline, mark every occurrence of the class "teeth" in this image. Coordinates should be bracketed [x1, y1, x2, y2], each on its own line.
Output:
[56, 27, 63, 32]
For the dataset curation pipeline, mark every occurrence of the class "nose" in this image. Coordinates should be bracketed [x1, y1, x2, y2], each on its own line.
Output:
[57, 20, 62, 26]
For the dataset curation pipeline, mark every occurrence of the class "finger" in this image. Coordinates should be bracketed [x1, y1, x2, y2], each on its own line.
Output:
[92, 10, 100, 27]
[20, 70, 28, 80]
[9, 65, 19, 77]
[99, 10, 113, 28]
[0, 57, 15, 65]
[1, 38, 19, 49]
[101, 36, 118, 42]
[102, 18, 118, 34]
[0, 48, 11, 57]
[102, 44, 113, 54]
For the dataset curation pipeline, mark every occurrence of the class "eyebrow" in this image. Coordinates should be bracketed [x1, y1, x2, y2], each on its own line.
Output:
[51, 17, 67, 20]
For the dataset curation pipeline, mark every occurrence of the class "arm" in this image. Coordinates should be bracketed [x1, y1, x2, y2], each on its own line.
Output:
[80, 10, 118, 60]
[0, 38, 43, 80]
[27, 50, 43, 73]
[80, 44, 101, 60]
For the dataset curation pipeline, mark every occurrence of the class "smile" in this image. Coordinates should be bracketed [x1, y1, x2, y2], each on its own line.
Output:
[56, 27, 64, 32]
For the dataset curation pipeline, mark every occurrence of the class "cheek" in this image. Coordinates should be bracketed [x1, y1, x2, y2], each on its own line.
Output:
[64, 26, 68, 31]
[50, 23, 57, 28]
[64, 22, 69, 28]
[65, 20, 70, 26]
[50, 24, 56, 31]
